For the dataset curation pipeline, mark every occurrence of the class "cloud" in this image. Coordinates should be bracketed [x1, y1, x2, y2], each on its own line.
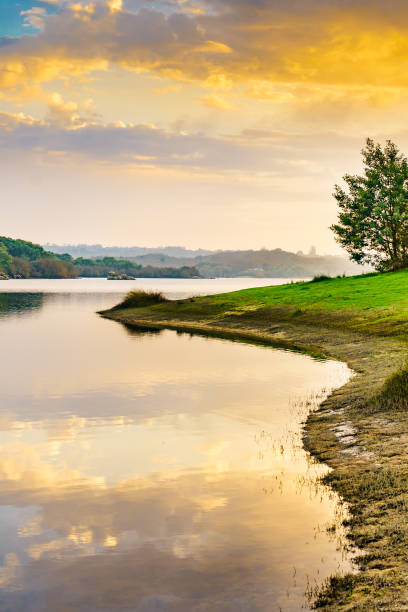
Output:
[153, 84, 182, 94]
[0, 108, 364, 176]
[108, 0, 123, 11]
[0, 444, 345, 610]
[20, 7, 47, 29]
[43, 92, 101, 127]
[2, 0, 408, 101]
[45, 92, 80, 126]
[198, 94, 232, 110]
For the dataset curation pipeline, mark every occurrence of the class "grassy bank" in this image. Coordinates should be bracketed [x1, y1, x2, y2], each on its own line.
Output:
[101, 272, 408, 610]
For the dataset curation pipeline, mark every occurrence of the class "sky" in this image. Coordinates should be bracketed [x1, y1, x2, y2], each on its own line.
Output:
[2, 0, 408, 252]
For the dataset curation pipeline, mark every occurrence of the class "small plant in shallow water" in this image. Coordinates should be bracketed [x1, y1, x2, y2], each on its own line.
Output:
[311, 573, 356, 608]
[110, 290, 168, 310]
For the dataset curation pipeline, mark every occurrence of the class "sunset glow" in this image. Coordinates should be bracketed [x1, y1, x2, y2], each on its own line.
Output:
[1, 0, 407, 250]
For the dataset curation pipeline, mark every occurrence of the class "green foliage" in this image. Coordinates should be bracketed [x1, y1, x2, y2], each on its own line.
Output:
[0, 244, 12, 274]
[10, 257, 31, 278]
[30, 259, 76, 279]
[332, 138, 408, 271]
[74, 257, 95, 266]
[0, 236, 50, 261]
[0, 236, 198, 279]
[101, 256, 119, 267]
[55, 253, 73, 262]
[0, 236, 77, 279]
[74, 257, 199, 278]
[110, 290, 168, 310]
[133, 265, 200, 278]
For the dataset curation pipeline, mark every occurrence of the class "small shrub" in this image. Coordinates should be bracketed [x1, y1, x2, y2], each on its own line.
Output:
[110, 290, 168, 310]
[310, 274, 332, 283]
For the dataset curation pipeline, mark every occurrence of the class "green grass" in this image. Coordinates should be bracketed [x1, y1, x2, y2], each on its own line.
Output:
[106, 269, 408, 338]
[207, 270, 408, 312]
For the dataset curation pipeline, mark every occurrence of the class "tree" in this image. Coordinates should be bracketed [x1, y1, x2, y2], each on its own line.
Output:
[0, 244, 12, 273]
[331, 138, 408, 271]
[10, 257, 30, 278]
[30, 258, 77, 279]
[0, 236, 50, 261]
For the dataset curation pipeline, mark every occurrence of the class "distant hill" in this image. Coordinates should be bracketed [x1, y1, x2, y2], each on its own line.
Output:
[187, 249, 367, 278]
[46, 244, 367, 278]
[45, 244, 215, 259]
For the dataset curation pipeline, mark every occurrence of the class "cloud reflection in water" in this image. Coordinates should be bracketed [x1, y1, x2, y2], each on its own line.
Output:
[0, 291, 353, 610]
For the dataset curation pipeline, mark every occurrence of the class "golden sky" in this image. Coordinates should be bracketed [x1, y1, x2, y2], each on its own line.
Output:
[2, 0, 408, 251]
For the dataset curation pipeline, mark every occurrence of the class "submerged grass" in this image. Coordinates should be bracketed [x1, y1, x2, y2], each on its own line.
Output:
[101, 270, 408, 609]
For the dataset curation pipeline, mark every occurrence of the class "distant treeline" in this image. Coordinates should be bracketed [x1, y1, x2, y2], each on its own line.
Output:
[47, 244, 368, 278]
[0, 237, 200, 279]
[74, 257, 200, 278]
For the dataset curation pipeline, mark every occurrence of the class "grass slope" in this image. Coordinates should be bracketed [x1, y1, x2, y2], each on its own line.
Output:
[213, 271, 407, 311]
[190, 270, 408, 336]
[109, 269, 408, 336]
[102, 271, 408, 610]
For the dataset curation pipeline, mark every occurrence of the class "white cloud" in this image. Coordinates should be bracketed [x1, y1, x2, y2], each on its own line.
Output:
[0, 109, 363, 177]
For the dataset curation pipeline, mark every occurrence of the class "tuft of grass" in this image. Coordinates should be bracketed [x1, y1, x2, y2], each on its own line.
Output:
[109, 290, 168, 311]
[312, 573, 356, 608]
[368, 366, 408, 414]
[311, 274, 333, 282]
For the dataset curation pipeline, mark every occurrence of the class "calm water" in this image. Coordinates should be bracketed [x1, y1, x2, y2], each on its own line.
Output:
[0, 277, 309, 296]
[0, 279, 353, 611]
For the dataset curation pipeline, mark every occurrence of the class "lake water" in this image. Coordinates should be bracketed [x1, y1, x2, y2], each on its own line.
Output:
[0, 279, 353, 611]
[0, 277, 309, 296]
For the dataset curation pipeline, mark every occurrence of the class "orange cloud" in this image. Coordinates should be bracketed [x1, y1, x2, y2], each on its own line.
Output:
[2, 0, 408, 105]
[198, 94, 232, 110]
[153, 85, 182, 94]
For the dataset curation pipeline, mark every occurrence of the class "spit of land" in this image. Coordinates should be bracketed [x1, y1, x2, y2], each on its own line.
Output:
[101, 271, 408, 610]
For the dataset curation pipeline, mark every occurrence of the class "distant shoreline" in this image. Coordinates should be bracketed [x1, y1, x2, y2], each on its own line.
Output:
[100, 274, 408, 609]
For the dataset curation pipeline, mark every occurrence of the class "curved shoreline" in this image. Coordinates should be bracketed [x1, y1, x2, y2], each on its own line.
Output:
[101, 306, 408, 609]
